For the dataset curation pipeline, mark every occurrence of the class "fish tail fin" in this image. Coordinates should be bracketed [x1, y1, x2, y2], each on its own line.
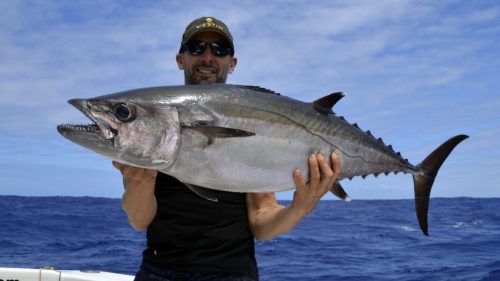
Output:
[413, 135, 469, 236]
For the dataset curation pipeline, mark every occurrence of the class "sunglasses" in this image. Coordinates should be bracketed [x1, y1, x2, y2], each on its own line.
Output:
[183, 40, 234, 57]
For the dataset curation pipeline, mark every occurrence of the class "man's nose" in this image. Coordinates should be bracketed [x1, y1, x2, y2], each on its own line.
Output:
[199, 46, 215, 63]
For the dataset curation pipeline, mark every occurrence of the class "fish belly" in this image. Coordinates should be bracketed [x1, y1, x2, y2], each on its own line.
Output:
[165, 117, 330, 193]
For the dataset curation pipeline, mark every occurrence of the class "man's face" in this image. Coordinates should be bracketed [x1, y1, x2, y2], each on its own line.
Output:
[176, 31, 237, 85]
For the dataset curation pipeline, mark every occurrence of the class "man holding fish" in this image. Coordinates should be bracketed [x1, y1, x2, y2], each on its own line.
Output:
[113, 16, 340, 281]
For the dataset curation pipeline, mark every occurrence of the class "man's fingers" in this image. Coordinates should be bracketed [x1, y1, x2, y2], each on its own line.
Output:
[311, 153, 331, 195]
[112, 161, 157, 185]
[293, 169, 306, 189]
[112, 161, 126, 171]
[318, 153, 334, 178]
[331, 152, 340, 178]
[113, 162, 135, 176]
[309, 154, 320, 186]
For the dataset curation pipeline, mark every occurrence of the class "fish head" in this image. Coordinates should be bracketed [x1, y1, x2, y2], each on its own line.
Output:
[57, 96, 180, 170]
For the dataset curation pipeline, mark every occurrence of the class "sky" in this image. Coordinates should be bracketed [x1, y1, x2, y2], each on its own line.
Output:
[0, 0, 499, 200]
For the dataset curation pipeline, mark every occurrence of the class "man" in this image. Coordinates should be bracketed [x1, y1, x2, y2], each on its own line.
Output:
[113, 16, 340, 281]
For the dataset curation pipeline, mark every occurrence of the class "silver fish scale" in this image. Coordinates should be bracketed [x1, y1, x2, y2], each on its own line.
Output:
[161, 85, 417, 190]
[103, 84, 416, 183]
[243, 86, 412, 176]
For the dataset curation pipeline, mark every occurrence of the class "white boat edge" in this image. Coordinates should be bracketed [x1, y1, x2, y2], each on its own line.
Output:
[0, 267, 134, 281]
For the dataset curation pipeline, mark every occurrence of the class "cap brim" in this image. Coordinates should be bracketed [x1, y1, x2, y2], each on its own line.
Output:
[180, 28, 234, 52]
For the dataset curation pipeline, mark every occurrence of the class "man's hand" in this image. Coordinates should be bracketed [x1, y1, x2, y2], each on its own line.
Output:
[112, 161, 157, 185]
[290, 152, 340, 217]
[113, 161, 158, 231]
[246, 152, 340, 240]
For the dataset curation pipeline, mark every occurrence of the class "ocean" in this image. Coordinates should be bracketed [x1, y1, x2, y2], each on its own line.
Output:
[1, 196, 499, 281]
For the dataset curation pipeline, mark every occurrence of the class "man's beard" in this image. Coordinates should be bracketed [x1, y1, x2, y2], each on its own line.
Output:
[186, 62, 228, 85]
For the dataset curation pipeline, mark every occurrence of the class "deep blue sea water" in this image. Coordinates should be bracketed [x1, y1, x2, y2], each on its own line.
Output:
[1, 196, 499, 281]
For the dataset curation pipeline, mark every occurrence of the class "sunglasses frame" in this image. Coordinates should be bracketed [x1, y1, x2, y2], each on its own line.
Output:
[183, 40, 234, 57]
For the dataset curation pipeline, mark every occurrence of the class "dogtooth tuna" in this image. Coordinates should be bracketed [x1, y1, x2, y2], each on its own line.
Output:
[57, 84, 468, 236]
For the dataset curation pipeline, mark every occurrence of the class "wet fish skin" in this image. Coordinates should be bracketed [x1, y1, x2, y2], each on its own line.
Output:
[57, 84, 468, 235]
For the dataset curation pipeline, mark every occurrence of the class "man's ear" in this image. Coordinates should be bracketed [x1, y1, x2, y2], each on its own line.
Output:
[176, 53, 185, 70]
[229, 57, 237, 74]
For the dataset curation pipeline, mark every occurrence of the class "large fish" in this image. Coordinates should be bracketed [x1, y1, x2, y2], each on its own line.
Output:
[57, 84, 468, 235]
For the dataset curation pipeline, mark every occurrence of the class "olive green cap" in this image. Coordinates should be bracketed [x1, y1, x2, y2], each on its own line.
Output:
[179, 16, 234, 55]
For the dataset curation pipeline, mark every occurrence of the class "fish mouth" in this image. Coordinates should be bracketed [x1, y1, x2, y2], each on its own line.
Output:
[57, 99, 117, 141]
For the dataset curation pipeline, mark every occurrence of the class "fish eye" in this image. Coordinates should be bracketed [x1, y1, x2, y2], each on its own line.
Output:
[113, 103, 135, 122]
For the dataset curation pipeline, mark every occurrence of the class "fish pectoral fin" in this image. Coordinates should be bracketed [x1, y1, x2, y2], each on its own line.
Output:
[182, 122, 255, 139]
[195, 126, 255, 138]
[312, 92, 345, 115]
[330, 182, 351, 201]
[184, 183, 219, 202]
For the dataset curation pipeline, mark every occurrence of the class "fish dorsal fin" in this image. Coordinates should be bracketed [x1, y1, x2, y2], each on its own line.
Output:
[241, 85, 281, 96]
[313, 92, 345, 115]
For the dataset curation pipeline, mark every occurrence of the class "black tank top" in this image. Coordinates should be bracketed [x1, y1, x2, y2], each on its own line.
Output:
[143, 172, 258, 279]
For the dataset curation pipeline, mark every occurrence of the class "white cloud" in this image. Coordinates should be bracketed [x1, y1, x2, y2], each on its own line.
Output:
[0, 0, 498, 198]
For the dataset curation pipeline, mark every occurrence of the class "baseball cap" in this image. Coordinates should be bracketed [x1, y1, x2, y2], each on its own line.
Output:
[179, 16, 234, 55]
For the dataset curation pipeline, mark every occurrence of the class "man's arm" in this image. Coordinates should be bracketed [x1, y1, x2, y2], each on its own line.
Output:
[246, 153, 340, 241]
[113, 162, 158, 231]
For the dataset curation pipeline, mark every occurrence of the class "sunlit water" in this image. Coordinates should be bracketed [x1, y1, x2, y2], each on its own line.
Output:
[1, 196, 499, 281]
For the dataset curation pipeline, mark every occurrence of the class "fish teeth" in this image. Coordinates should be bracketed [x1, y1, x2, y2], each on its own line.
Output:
[64, 123, 100, 133]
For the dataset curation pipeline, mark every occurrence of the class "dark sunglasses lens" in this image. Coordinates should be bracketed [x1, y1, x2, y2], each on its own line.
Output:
[210, 43, 231, 57]
[187, 42, 207, 56]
